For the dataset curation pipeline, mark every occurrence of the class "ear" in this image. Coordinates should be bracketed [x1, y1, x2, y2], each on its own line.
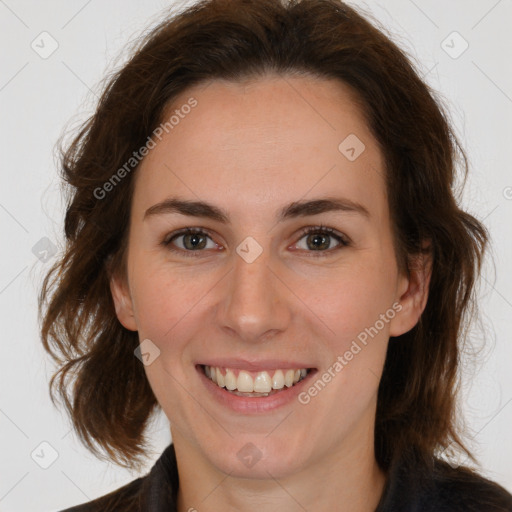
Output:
[389, 241, 432, 337]
[109, 271, 138, 332]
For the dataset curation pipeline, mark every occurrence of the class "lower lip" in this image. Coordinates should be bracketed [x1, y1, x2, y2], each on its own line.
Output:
[196, 365, 317, 414]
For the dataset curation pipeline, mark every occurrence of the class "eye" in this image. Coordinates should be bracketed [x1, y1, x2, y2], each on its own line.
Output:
[292, 225, 350, 256]
[161, 228, 221, 257]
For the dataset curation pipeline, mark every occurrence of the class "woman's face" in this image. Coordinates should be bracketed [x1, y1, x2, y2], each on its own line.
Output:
[111, 74, 427, 479]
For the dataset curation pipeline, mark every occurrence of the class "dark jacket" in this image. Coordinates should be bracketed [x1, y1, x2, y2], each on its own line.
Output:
[60, 443, 512, 511]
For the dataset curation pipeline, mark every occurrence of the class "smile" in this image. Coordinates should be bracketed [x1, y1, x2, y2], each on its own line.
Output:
[201, 365, 310, 397]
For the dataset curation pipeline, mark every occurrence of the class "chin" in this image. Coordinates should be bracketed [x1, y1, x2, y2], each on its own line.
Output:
[202, 434, 309, 479]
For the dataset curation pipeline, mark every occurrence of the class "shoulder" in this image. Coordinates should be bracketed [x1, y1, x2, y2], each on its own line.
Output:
[423, 461, 512, 511]
[379, 451, 512, 512]
[58, 476, 145, 512]
[58, 443, 179, 512]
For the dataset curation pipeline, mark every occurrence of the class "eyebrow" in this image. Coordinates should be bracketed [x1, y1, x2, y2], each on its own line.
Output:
[143, 196, 370, 223]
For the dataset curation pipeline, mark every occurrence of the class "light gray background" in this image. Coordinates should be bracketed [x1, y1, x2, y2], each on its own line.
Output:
[0, 0, 511, 510]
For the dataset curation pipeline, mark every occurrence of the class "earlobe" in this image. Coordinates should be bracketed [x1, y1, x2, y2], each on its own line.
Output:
[389, 244, 432, 337]
[109, 273, 138, 331]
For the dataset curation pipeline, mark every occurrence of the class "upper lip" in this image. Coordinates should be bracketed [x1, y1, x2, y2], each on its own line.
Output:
[197, 358, 316, 371]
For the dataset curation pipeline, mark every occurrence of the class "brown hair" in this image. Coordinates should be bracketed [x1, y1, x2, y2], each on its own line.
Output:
[39, 0, 488, 471]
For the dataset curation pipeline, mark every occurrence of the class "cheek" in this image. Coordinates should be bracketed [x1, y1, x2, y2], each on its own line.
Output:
[304, 266, 395, 415]
[130, 261, 210, 342]
[310, 258, 397, 340]
[304, 256, 397, 401]
[131, 267, 206, 411]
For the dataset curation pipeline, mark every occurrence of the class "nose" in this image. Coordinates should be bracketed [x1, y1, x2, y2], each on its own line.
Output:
[216, 245, 291, 344]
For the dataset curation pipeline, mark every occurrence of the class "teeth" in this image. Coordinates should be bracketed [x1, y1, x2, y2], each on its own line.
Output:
[253, 371, 272, 393]
[225, 369, 237, 390]
[272, 369, 285, 390]
[237, 371, 254, 392]
[216, 367, 225, 388]
[203, 365, 309, 394]
[284, 369, 295, 387]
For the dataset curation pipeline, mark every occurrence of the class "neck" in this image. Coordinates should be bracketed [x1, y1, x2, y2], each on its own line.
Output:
[173, 424, 387, 512]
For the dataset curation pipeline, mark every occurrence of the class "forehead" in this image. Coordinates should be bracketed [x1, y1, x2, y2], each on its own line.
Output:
[133, 74, 387, 225]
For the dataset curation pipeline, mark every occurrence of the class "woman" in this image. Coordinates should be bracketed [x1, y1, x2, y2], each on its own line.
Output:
[39, 0, 512, 510]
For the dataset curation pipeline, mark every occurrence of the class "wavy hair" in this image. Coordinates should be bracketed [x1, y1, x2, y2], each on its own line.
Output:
[39, 0, 488, 471]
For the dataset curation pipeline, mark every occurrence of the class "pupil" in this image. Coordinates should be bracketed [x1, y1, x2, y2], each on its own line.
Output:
[309, 234, 328, 250]
[185, 233, 206, 250]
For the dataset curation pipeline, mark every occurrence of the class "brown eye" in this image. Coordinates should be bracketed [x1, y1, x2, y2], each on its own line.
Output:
[294, 225, 349, 255]
[178, 232, 208, 250]
[162, 228, 219, 256]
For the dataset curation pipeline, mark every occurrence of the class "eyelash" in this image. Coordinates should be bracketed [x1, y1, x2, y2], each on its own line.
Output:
[161, 224, 350, 258]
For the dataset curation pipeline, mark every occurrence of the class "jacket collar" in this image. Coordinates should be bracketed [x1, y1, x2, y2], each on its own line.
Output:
[140, 443, 179, 511]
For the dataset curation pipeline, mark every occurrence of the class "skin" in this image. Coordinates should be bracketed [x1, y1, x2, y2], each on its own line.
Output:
[110, 74, 432, 512]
